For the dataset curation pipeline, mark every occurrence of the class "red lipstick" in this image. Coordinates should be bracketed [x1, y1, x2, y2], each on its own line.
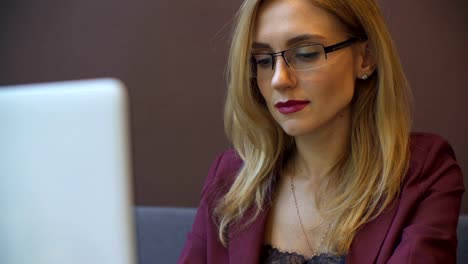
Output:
[274, 100, 310, 114]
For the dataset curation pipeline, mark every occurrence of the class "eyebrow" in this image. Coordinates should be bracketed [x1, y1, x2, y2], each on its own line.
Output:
[251, 34, 326, 50]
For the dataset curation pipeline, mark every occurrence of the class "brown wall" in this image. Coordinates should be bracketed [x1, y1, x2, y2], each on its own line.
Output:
[378, 0, 468, 212]
[1, 0, 467, 212]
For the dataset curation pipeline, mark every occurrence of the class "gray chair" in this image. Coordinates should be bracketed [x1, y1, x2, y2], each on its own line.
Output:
[134, 207, 468, 264]
[458, 215, 468, 264]
[135, 206, 196, 264]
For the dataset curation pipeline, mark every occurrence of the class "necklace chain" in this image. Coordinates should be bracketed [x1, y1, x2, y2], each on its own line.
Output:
[290, 175, 330, 256]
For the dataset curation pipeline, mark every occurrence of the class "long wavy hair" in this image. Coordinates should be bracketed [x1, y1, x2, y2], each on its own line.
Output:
[216, 0, 412, 254]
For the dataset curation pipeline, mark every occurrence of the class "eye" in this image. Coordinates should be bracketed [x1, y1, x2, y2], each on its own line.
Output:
[253, 55, 273, 68]
[295, 51, 320, 61]
[290, 45, 323, 63]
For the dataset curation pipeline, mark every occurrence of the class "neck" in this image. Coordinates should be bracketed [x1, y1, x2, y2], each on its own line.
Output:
[290, 109, 351, 183]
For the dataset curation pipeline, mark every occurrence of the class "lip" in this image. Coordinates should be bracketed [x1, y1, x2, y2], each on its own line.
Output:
[274, 100, 310, 114]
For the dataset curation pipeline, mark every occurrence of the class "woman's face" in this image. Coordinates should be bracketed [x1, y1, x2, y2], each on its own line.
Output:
[252, 0, 366, 138]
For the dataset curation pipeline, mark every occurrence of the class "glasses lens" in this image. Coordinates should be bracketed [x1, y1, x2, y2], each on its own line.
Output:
[285, 45, 325, 71]
[250, 45, 326, 80]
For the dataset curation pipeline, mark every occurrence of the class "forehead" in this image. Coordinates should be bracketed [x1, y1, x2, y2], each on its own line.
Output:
[252, 0, 346, 48]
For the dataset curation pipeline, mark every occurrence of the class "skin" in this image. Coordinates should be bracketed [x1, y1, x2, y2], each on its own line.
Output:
[252, 0, 375, 257]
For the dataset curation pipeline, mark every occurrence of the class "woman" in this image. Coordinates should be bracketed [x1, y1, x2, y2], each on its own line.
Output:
[178, 0, 464, 263]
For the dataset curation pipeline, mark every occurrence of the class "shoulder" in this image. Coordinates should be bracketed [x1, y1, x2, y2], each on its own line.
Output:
[213, 149, 244, 179]
[199, 149, 244, 204]
[405, 132, 463, 191]
[409, 132, 456, 160]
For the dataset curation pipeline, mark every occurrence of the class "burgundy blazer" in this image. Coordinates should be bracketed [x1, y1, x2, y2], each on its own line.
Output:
[178, 133, 464, 263]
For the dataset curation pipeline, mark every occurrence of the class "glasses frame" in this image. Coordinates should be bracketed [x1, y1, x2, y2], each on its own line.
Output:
[251, 38, 358, 72]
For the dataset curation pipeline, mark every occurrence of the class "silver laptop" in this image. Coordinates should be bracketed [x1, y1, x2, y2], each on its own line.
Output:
[0, 79, 137, 264]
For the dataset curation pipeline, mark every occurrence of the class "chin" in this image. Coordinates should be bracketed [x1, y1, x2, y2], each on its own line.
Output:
[279, 122, 317, 137]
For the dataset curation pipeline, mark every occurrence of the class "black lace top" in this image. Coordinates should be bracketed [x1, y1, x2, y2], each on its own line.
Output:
[260, 244, 345, 264]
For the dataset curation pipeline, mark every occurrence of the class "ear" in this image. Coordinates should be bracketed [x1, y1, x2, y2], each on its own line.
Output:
[354, 41, 376, 80]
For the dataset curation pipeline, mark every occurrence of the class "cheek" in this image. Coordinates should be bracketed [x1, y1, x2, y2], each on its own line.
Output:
[327, 71, 355, 98]
[257, 81, 273, 105]
[257, 82, 266, 97]
[301, 66, 356, 106]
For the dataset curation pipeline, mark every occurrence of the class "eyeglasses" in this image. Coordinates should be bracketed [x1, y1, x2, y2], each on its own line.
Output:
[250, 38, 357, 80]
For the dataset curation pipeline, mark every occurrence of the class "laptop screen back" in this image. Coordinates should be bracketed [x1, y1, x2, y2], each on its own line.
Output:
[0, 79, 136, 264]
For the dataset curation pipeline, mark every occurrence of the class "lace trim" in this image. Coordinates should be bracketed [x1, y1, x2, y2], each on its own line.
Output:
[261, 244, 344, 264]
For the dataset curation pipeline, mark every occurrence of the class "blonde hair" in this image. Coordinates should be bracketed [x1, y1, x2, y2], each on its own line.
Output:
[216, 0, 412, 254]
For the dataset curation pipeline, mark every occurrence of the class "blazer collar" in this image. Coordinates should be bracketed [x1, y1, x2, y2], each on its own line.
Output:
[227, 205, 270, 264]
[346, 197, 400, 264]
[227, 170, 281, 264]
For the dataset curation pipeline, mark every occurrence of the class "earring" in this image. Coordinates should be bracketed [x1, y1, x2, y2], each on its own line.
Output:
[361, 74, 368, 80]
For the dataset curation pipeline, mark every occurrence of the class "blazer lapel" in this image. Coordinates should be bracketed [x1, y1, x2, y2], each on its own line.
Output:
[346, 198, 400, 264]
[228, 206, 270, 264]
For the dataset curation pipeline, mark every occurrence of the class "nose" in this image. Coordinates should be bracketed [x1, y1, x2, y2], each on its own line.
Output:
[271, 56, 296, 90]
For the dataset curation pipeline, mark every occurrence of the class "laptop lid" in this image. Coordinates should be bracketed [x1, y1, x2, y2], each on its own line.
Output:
[0, 79, 136, 264]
